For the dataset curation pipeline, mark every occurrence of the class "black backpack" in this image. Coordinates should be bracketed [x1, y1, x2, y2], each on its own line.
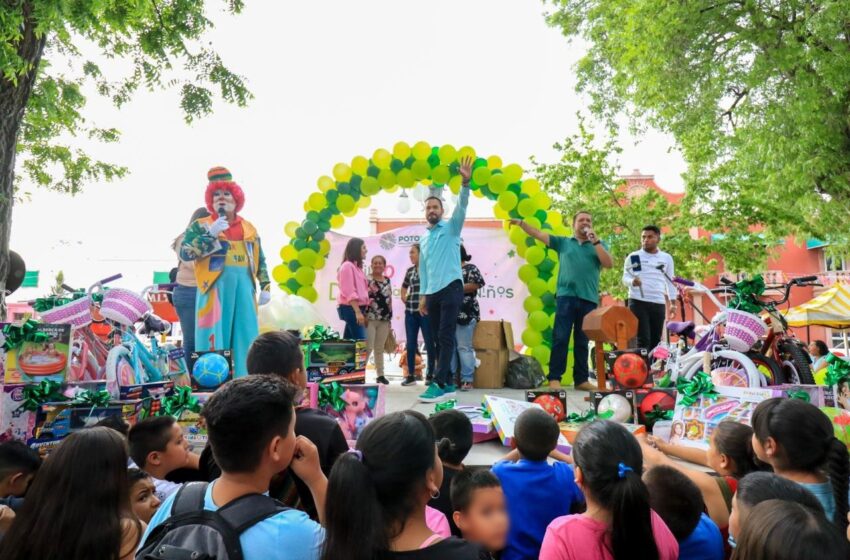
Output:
[136, 482, 289, 560]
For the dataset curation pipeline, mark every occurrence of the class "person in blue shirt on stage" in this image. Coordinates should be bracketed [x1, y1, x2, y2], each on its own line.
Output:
[417, 157, 473, 403]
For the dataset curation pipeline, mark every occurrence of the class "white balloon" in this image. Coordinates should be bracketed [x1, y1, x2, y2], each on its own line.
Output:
[397, 195, 411, 214]
[412, 184, 427, 202]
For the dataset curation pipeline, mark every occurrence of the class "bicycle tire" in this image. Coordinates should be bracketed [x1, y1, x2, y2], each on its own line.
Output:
[105, 346, 133, 386]
[683, 349, 762, 387]
[746, 352, 786, 385]
[779, 341, 815, 385]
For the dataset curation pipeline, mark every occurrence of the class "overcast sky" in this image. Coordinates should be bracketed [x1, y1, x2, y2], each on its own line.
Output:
[9, 0, 685, 299]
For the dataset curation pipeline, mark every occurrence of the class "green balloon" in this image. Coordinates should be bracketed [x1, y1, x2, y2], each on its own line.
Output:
[473, 158, 487, 169]
[318, 220, 331, 232]
[367, 165, 380, 178]
[535, 209, 548, 223]
[522, 329, 543, 348]
[319, 209, 332, 221]
[302, 220, 318, 236]
[288, 260, 300, 272]
[498, 191, 518, 211]
[307, 240, 320, 252]
[299, 248, 318, 267]
[361, 176, 380, 196]
[338, 183, 350, 195]
[349, 174, 362, 188]
[529, 310, 549, 331]
[412, 160, 431, 180]
[532, 345, 551, 365]
[427, 154, 440, 168]
[541, 293, 556, 308]
[294, 266, 316, 286]
[326, 190, 339, 203]
[286, 278, 301, 293]
[523, 296, 544, 313]
[306, 211, 320, 223]
[538, 259, 555, 273]
[293, 239, 307, 251]
[337, 194, 355, 213]
[312, 229, 325, 242]
[390, 159, 405, 173]
[518, 264, 537, 284]
[528, 277, 547, 297]
[526, 246, 545, 266]
[295, 227, 307, 240]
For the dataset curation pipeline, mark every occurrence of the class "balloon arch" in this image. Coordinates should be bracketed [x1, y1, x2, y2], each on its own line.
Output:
[274, 142, 572, 368]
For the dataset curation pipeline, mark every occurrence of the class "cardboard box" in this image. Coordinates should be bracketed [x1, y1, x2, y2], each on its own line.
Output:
[303, 340, 368, 384]
[189, 349, 233, 392]
[525, 390, 567, 422]
[449, 405, 498, 443]
[0, 385, 37, 442]
[319, 383, 386, 447]
[821, 407, 850, 450]
[3, 323, 72, 384]
[559, 419, 646, 444]
[474, 349, 508, 389]
[473, 321, 514, 351]
[774, 384, 835, 408]
[606, 349, 651, 389]
[636, 388, 678, 427]
[592, 390, 637, 423]
[484, 395, 571, 454]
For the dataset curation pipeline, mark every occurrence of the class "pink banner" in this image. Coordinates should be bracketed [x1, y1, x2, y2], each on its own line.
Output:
[315, 225, 529, 344]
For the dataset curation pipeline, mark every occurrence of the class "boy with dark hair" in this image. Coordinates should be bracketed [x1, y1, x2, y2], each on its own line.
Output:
[94, 415, 130, 437]
[128, 468, 161, 524]
[200, 330, 348, 522]
[644, 465, 724, 560]
[491, 408, 583, 560]
[128, 415, 199, 501]
[141, 375, 326, 560]
[0, 441, 41, 501]
[428, 409, 474, 536]
[451, 469, 509, 558]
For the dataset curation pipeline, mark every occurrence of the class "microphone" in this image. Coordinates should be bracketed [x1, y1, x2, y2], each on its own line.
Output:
[217, 205, 226, 218]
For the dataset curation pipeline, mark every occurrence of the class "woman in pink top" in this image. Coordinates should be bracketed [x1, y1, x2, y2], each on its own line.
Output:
[539, 421, 678, 560]
[337, 238, 370, 340]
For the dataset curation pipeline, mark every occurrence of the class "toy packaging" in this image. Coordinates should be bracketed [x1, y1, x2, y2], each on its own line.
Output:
[606, 349, 651, 389]
[820, 407, 850, 450]
[300, 382, 319, 409]
[190, 349, 233, 391]
[774, 384, 835, 408]
[670, 385, 782, 449]
[115, 380, 174, 401]
[33, 398, 158, 441]
[3, 323, 72, 384]
[592, 390, 637, 423]
[636, 388, 677, 427]
[0, 385, 37, 443]
[303, 339, 368, 384]
[449, 405, 498, 443]
[484, 395, 571, 455]
[525, 390, 567, 422]
[319, 383, 385, 446]
[177, 410, 207, 453]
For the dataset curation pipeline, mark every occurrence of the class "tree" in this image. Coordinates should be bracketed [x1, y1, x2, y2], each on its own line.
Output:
[542, 0, 850, 252]
[0, 1, 251, 319]
[532, 121, 779, 299]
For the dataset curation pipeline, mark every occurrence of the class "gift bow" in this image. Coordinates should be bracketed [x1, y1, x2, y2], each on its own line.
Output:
[304, 325, 341, 342]
[32, 290, 101, 313]
[646, 405, 674, 423]
[729, 275, 766, 314]
[676, 371, 719, 407]
[564, 409, 611, 424]
[434, 399, 458, 413]
[785, 389, 811, 403]
[318, 382, 346, 413]
[20, 380, 68, 412]
[825, 353, 850, 387]
[72, 389, 112, 408]
[159, 386, 201, 418]
[2, 320, 49, 352]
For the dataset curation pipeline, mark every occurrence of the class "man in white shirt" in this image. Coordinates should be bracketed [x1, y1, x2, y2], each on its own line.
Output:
[622, 225, 677, 351]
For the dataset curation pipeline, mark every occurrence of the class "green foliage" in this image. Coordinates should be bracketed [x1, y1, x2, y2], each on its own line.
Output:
[543, 0, 850, 251]
[532, 120, 777, 299]
[4, 0, 250, 193]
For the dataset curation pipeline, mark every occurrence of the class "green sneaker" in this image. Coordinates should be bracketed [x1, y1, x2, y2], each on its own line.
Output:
[418, 383, 446, 403]
[443, 384, 457, 398]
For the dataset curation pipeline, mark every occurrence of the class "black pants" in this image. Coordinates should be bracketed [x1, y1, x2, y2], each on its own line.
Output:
[427, 280, 463, 387]
[628, 299, 666, 351]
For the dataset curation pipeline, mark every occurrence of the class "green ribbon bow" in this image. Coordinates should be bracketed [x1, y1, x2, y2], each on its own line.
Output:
[676, 371, 719, 407]
[434, 399, 458, 413]
[646, 405, 674, 423]
[19, 380, 68, 412]
[564, 409, 610, 423]
[158, 386, 201, 418]
[32, 290, 101, 313]
[729, 275, 766, 314]
[72, 389, 112, 408]
[318, 382, 346, 413]
[655, 372, 673, 388]
[785, 389, 811, 403]
[305, 325, 341, 342]
[2, 320, 49, 352]
[825, 353, 850, 387]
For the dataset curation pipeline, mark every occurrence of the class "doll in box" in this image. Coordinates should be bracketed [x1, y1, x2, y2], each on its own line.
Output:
[338, 389, 370, 441]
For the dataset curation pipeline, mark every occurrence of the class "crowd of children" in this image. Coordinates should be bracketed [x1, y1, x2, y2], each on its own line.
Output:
[0, 330, 848, 559]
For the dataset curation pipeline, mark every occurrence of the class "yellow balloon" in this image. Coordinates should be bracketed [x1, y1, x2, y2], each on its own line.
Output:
[303, 201, 311, 212]
[298, 248, 318, 266]
[503, 164, 523, 183]
[284, 221, 299, 238]
[361, 176, 380, 196]
[489, 173, 508, 194]
[509, 225, 526, 245]
[411, 160, 431, 181]
[412, 141, 431, 160]
[314, 255, 326, 270]
[525, 217, 542, 230]
[438, 145, 457, 165]
[319, 239, 331, 256]
[351, 156, 369, 176]
[372, 148, 392, 169]
[333, 163, 352, 182]
[533, 191, 551, 210]
[281, 244, 298, 261]
[297, 286, 319, 303]
[317, 175, 334, 193]
[522, 178, 541, 194]
[337, 194, 355, 213]
[458, 146, 477, 161]
[393, 141, 411, 160]
[546, 210, 563, 227]
[308, 192, 327, 212]
[526, 246, 545, 265]
[343, 207, 358, 218]
[377, 169, 396, 188]
[487, 155, 503, 169]
[357, 195, 371, 209]
[516, 243, 527, 258]
[448, 175, 462, 194]
[272, 264, 291, 283]
[473, 188, 485, 198]
[493, 204, 509, 220]
[518, 198, 538, 218]
[330, 214, 344, 229]
[397, 169, 415, 188]
[498, 191, 519, 211]
[432, 165, 450, 185]
[385, 183, 400, 193]
[472, 167, 491, 186]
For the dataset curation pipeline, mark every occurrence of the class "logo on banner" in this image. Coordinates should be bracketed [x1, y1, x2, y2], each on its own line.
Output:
[379, 233, 397, 250]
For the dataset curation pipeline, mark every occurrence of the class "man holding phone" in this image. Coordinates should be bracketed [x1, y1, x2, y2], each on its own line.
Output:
[511, 211, 613, 391]
[622, 225, 676, 351]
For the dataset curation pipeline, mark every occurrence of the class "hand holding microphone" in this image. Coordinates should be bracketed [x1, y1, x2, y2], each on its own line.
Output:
[208, 205, 229, 236]
[584, 227, 598, 243]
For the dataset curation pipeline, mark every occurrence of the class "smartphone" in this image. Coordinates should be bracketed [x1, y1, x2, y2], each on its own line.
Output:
[630, 254, 642, 272]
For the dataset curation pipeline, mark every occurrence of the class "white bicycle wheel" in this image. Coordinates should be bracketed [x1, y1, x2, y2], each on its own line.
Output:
[682, 349, 763, 387]
[105, 346, 136, 386]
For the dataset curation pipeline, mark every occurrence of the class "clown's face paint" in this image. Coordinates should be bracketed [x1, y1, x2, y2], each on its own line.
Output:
[213, 189, 236, 216]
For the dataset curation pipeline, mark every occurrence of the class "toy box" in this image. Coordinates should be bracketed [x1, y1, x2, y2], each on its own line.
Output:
[0, 385, 37, 442]
[115, 380, 174, 401]
[319, 383, 385, 446]
[821, 407, 850, 450]
[592, 390, 637, 423]
[444, 405, 498, 443]
[3, 323, 72, 384]
[300, 382, 319, 409]
[484, 395, 571, 455]
[670, 385, 782, 449]
[606, 349, 651, 389]
[177, 410, 207, 453]
[33, 398, 158, 440]
[774, 384, 835, 408]
[303, 340, 368, 384]
[525, 390, 567, 422]
[636, 388, 678, 427]
[189, 349, 233, 392]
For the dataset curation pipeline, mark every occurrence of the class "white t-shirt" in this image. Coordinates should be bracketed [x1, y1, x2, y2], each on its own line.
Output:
[622, 249, 676, 305]
[127, 459, 182, 502]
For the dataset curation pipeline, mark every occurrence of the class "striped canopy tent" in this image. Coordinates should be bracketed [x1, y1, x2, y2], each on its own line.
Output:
[783, 283, 850, 328]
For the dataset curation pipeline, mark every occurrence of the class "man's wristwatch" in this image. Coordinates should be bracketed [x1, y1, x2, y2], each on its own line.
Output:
[593, 240, 601, 246]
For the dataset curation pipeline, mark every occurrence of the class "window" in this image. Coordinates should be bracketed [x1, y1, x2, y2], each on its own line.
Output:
[825, 256, 848, 272]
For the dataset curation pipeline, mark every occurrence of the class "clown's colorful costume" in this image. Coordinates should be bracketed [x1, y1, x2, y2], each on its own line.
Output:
[179, 167, 269, 377]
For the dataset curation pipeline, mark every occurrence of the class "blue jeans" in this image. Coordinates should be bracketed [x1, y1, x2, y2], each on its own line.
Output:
[426, 280, 463, 387]
[337, 305, 367, 340]
[549, 296, 597, 384]
[172, 285, 198, 369]
[451, 319, 477, 383]
[405, 311, 435, 379]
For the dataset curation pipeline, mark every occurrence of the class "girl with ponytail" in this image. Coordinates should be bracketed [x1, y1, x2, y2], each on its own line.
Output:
[751, 398, 850, 532]
[321, 410, 489, 560]
[539, 421, 679, 560]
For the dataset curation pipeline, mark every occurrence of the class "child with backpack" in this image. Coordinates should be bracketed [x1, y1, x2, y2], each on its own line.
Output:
[138, 375, 326, 560]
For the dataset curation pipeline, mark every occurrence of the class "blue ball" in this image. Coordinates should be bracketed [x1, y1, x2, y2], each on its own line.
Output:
[192, 353, 230, 389]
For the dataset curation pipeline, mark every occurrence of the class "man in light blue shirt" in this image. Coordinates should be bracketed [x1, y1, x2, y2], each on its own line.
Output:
[418, 157, 473, 402]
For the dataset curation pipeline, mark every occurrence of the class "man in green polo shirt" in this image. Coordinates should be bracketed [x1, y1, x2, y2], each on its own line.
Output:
[511, 211, 613, 390]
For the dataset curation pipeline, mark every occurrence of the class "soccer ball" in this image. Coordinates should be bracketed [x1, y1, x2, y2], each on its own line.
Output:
[598, 393, 633, 423]
[533, 394, 566, 422]
[612, 353, 649, 389]
[638, 391, 676, 424]
[192, 353, 231, 389]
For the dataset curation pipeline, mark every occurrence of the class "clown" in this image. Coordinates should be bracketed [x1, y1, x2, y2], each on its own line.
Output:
[180, 167, 270, 377]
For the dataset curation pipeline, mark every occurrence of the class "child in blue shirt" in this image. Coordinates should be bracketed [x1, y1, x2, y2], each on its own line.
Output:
[491, 408, 584, 560]
[140, 376, 326, 560]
